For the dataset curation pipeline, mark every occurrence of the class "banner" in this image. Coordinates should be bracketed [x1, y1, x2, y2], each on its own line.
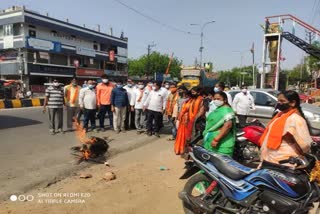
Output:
[109, 50, 115, 62]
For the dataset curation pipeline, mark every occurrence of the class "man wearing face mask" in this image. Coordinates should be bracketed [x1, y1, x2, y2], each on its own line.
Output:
[64, 78, 81, 132]
[111, 80, 129, 133]
[132, 81, 149, 131]
[214, 82, 233, 106]
[124, 79, 136, 130]
[143, 81, 167, 137]
[79, 80, 97, 133]
[232, 85, 255, 127]
[43, 80, 65, 135]
[165, 83, 179, 141]
[96, 75, 113, 131]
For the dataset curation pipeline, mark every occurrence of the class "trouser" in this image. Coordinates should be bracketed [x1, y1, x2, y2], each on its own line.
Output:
[237, 114, 247, 128]
[147, 110, 163, 133]
[66, 106, 80, 130]
[168, 116, 177, 138]
[113, 106, 126, 131]
[83, 109, 96, 130]
[98, 105, 113, 128]
[125, 106, 136, 129]
[135, 109, 145, 130]
[48, 108, 63, 131]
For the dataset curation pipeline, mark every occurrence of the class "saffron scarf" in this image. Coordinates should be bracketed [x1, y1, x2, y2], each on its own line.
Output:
[259, 108, 298, 150]
[66, 84, 79, 104]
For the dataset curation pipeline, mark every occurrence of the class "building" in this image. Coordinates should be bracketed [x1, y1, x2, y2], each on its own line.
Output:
[0, 6, 128, 93]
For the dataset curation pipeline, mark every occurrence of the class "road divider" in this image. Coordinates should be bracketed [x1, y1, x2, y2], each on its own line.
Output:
[0, 98, 44, 109]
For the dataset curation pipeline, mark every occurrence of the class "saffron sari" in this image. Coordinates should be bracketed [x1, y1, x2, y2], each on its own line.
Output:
[203, 105, 236, 156]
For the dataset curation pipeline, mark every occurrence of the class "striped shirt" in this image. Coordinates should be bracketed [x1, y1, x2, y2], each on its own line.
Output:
[45, 86, 64, 108]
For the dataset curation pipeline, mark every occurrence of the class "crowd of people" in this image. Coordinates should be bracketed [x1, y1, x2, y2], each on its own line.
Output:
[42, 77, 313, 167]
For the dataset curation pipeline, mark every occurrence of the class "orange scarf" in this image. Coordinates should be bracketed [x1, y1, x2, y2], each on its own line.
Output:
[137, 89, 144, 102]
[259, 108, 298, 150]
[166, 93, 178, 116]
[66, 84, 79, 104]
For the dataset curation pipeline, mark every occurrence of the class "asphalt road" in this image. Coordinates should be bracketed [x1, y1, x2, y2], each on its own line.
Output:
[0, 107, 156, 202]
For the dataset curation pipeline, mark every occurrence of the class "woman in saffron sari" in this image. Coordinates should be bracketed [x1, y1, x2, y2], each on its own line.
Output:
[259, 90, 312, 165]
[174, 87, 204, 155]
[203, 91, 236, 156]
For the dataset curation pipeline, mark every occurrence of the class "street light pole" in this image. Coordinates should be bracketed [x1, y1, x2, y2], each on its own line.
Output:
[191, 20, 215, 68]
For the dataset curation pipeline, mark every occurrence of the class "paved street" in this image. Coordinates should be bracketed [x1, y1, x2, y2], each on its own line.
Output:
[0, 107, 158, 202]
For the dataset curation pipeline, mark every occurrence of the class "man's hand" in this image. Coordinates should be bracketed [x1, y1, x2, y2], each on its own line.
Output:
[131, 106, 134, 112]
[111, 106, 115, 112]
[42, 107, 46, 114]
[143, 106, 146, 112]
[80, 106, 84, 111]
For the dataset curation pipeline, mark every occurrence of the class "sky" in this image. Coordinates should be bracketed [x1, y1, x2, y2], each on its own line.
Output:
[1, 0, 319, 71]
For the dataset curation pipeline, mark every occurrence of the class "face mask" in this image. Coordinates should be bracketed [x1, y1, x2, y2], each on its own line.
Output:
[213, 100, 224, 107]
[117, 84, 123, 88]
[102, 79, 108, 83]
[178, 92, 184, 97]
[277, 103, 290, 111]
[88, 85, 94, 89]
[53, 82, 59, 87]
[190, 94, 198, 98]
[214, 87, 220, 93]
[152, 86, 156, 90]
[127, 83, 132, 88]
[165, 85, 170, 89]
[170, 88, 177, 93]
[242, 89, 247, 94]
[138, 85, 144, 89]
[72, 82, 77, 86]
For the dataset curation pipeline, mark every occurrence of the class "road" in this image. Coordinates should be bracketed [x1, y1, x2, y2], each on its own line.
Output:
[0, 107, 156, 202]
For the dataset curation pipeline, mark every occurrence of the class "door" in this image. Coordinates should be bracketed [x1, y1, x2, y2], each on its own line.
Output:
[249, 91, 276, 120]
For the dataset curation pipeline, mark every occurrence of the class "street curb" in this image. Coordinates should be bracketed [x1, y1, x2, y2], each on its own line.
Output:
[0, 98, 45, 109]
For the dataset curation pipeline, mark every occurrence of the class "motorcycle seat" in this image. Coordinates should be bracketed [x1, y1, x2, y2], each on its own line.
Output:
[193, 146, 256, 180]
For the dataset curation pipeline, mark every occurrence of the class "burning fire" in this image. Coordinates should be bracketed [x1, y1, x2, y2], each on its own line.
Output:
[73, 117, 97, 160]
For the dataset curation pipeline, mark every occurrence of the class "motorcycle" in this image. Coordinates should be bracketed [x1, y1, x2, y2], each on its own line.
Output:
[179, 135, 320, 214]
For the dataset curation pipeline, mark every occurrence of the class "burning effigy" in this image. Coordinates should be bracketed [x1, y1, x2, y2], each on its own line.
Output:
[71, 118, 109, 163]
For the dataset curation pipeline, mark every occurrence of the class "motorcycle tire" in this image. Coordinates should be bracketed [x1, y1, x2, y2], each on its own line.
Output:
[182, 173, 223, 214]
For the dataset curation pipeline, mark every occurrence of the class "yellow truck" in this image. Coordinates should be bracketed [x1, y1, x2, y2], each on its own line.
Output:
[178, 68, 218, 90]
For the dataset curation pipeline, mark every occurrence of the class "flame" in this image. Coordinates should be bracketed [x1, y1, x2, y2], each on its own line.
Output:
[73, 117, 97, 160]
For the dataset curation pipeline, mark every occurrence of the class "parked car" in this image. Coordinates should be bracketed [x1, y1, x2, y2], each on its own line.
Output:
[227, 89, 320, 135]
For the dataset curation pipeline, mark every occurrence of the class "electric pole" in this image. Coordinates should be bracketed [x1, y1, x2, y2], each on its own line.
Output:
[146, 42, 156, 79]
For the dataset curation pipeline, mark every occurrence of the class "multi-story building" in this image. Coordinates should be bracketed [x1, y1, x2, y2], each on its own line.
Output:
[0, 6, 128, 93]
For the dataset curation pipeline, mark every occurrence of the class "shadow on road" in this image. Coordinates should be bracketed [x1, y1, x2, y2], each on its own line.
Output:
[0, 115, 42, 130]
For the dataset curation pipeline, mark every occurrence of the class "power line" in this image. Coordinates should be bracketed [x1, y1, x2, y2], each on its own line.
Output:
[111, 0, 194, 35]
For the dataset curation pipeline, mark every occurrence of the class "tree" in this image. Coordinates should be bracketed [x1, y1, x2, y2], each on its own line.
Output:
[218, 65, 257, 87]
[128, 52, 182, 78]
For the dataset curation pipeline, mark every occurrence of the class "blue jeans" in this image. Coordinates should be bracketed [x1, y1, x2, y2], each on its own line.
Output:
[83, 109, 96, 130]
[98, 105, 113, 128]
[169, 116, 177, 138]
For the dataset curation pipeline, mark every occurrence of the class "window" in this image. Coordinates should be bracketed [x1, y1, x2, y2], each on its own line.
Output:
[252, 92, 275, 106]
[4, 24, 13, 36]
[50, 53, 67, 65]
[13, 23, 23, 36]
[93, 44, 98, 50]
[29, 29, 36, 37]
[0, 25, 3, 37]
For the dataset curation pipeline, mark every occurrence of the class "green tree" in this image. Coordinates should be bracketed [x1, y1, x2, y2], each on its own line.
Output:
[128, 52, 182, 78]
[218, 65, 257, 87]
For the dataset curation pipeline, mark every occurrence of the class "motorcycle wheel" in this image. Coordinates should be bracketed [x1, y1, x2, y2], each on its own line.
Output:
[182, 173, 223, 214]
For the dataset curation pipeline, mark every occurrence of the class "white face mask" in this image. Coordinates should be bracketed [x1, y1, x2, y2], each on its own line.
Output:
[165, 85, 170, 89]
[102, 79, 108, 83]
[152, 86, 156, 90]
[213, 100, 224, 107]
[138, 85, 144, 89]
[242, 89, 248, 94]
[53, 82, 59, 87]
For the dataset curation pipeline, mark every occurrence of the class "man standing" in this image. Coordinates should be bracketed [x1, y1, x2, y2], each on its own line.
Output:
[232, 85, 255, 127]
[64, 78, 81, 132]
[111, 81, 129, 134]
[123, 79, 135, 130]
[132, 81, 149, 131]
[165, 83, 179, 141]
[96, 75, 113, 131]
[79, 80, 97, 132]
[43, 79, 65, 135]
[143, 81, 167, 137]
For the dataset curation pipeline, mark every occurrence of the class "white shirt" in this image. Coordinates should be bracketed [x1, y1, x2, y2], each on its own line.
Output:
[232, 92, 255, 115]
[143, 89, 167, 113]
[161, 87, 170, 101]
[226, 92, 233, 106]
[79, 87, 96, 109]
[132, 88, 150, 109]
[123, 85, 135, 106]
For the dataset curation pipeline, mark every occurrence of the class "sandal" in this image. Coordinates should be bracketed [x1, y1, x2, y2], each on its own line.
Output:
[167, 138, 175, 141]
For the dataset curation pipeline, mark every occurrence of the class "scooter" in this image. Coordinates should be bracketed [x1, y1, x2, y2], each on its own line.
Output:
[179, 135, 320, 214]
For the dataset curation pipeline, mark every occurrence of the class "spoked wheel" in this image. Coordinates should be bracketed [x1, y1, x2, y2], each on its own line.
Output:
[181, 173, 224, 214]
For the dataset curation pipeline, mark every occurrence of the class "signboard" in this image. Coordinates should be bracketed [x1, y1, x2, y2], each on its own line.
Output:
[39, 52, 49, 60]
[117, 56, 127, 64]
[76, 46, 95, 57]
[105, 70, 128, 77]
[26, 37, 61, 52]
[117, 47, 128, 57]
[3, 36, 14, 49]
[109, 50, 115, 62]
[28, 63, 75, 77]
[73, 59, 79, 68]
[76, 68, 104, 77]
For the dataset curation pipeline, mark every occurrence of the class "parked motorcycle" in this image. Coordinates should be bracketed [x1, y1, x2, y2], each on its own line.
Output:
[179, 135, 320, 214]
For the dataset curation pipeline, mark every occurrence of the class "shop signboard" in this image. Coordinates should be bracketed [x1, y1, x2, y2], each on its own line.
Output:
[26, 37, 61, 52]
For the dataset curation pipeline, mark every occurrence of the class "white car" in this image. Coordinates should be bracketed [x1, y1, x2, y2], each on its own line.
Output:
[227, 89, 320, 135]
